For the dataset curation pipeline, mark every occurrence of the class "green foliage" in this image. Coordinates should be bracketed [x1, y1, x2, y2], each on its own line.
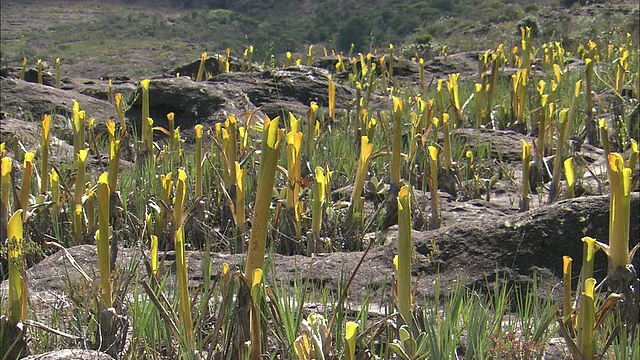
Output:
[414, 32, 433, 45]
[517, 16, 540, 37]
[337, 15, 374, 52]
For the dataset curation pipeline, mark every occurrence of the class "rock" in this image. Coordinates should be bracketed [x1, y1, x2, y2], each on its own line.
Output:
[60, 77, 137, 104]
[208, 66, 364, 120]
[168, 54, 259, 78]
[125, 75, 258, 132]
[23, 349, 114, 360]
[0, 78, 118, 123]
[5, 194, 636, 313]
[125, 66, 390, 134]
[423, 52, 481, 80]
[453, 128, 537, 163]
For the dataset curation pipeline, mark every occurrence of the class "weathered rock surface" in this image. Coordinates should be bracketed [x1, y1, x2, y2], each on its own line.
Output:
[0, 78, 118, 123]
[23, 349, 114, 360]
[4, 193, 636, 317]
[124, 66, 389, 133]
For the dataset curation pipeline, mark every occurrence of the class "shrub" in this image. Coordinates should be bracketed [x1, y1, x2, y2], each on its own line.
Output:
[415, 32, 433, 45]
[517, 16, 540, 37]
[336, 15, 373, 52]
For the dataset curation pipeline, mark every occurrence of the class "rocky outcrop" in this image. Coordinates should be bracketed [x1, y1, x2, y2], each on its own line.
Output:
[23, 349, 114, 360]
[5, 193, 636, 313]
[124, 65, 391, 133]
[0, 78, 118, 124]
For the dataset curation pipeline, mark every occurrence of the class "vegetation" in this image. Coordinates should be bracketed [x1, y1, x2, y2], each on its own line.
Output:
[0, 0, 639, 358]
[1, 1, 638, 77]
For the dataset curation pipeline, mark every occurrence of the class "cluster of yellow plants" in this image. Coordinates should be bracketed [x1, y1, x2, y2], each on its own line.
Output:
[2, 28, 638, 358]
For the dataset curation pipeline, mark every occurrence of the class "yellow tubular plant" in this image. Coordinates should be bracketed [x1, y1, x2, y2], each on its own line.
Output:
[73, 204, 83, 244]
[114, 93, 126, 130]
[106, 120, 121, 195]
[428, 146, 440, 229]
[225, 115, 238, 193]
[159, 172, 173, 233]
[307, 102, 318, 154]
[41, 114, 51, 193]
[307, 45, 313, 66]
[548, 109, 569, 203]
[249, 268, 264, 360]
[345, 321, 358, 360]
[96, 172, 112, 309]
[350, 136, 374, 217]
[397, 185, 412, 325]
[286, 113, 303, 240]
[615, 50, 629, 95]
[607, 153, 631, 273]
[475, 83, 484, 128]
[50, 169, 60, 208]
[628, 139, 638, 173]
[419, 58, 425, 98]
[224, 48, 230, 73]
[599, 120, 611, 170]
[235, 161, 245, 236]
[328, 76, 336, 121]
[584, 58, 596, 143]
[442, 113, 452, 173]
[520, 139, 531, 212]
[286, 51, 293, 67]
[2, 157, 12, 229]
[194, 124, 203, 198]
[389, 44, 394, 79]
[75, 149, 89, 206]
[245, 116, 283, 285]
[310, 166, 327, 253]
[175, 225, 196, 355]
[579, 237, 597, 298]
[72, 102, 85, 155]
[447, 73, 461, 125]
[564, 157, 575, 198]
[173, 169, 187, 230]
[19, 152, 34, 222]
[536, 80, 549, 157]
[141, 79, 152, 155]
[85, 189, 95, 232]
[37, 59, 42, 84]
[391, 96, 403, 186]
[167, 113, 177, 152]
[150, 234, 158, 277]
[563, 256, 572, 322]
[55, 58, 61, 89]
[379, 55, 388, 91]
[7, 209, 25, 325]
[196, 51, 207, 82]
[578, 278, 596, 360]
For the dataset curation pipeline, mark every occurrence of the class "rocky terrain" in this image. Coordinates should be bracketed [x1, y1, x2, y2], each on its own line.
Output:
[1, 1, 639, 358]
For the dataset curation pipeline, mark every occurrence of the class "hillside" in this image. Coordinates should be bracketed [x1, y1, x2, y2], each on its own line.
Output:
[1, 0, 637, 79]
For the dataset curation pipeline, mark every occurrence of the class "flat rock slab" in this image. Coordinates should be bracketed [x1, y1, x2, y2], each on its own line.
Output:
[23, 349, 114, 360]
[0, 78, 118, 123]
[3, 194, 636, 315]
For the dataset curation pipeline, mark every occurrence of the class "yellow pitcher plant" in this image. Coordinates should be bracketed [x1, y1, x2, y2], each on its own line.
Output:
[245, 116, 283, 285]
[7, 210, 25, 325]
[41, 114, 51, 193]
[196, 51, 207, 82]
[19, 152, 35, 222]
[428, 146, 440, 229]
[96, 172, 112, 309]
[396, 185, 412, 325]
[350, 136, 374, 217]
[286, 113, 303, 240]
